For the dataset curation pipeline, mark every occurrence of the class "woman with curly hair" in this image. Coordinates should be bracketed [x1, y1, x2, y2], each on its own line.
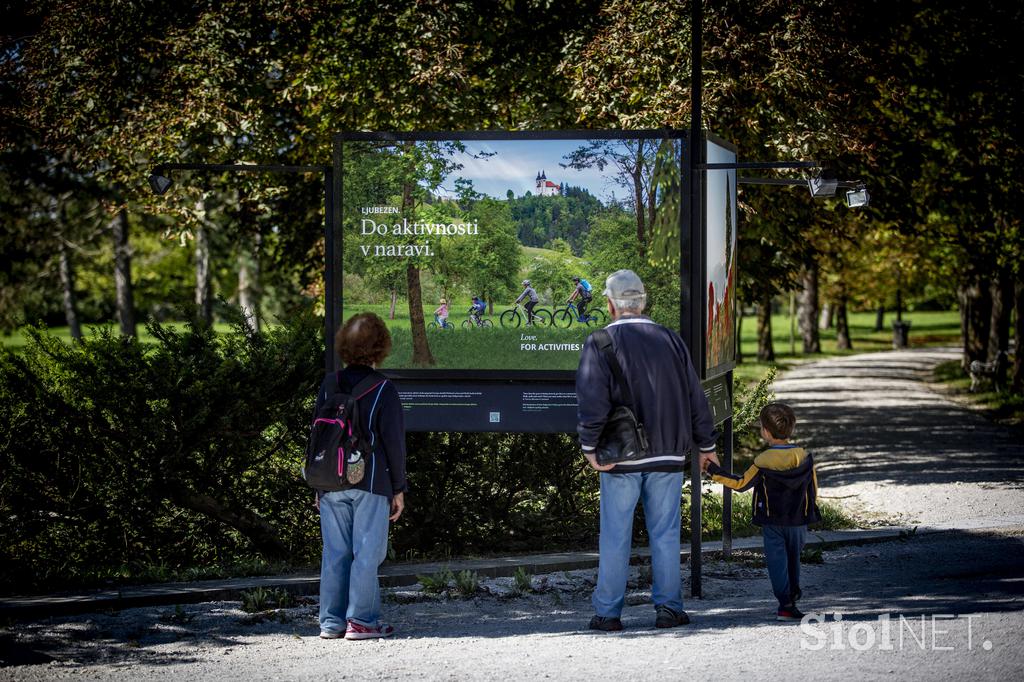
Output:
[315, 312, 407, 640]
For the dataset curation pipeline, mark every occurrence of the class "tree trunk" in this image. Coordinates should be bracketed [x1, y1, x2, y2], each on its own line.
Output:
[735, 304, 744, 364]
[389, 288, 397, 320]
[111, 209, 136, 336]
[400, 169, 433, 365]
[757, 291, 775, 362]
[632, 145, 646, 257]
[836, 295, 852, 351]
[237, 233, 261, 333]
[957, 271, 992, 371]
[988, 266, 1012, 363]
[58, 239, 82, 340]
[646, 180, 656, 242]
[797, 262, 820, 354]
[819, 302, 833, 330]
[194, 204, 213, 325]
[407, 263, 434, 365]
[165, 484, 288, 559]
[1012, 276, 1023, 394]
[874, 304, 885, 332]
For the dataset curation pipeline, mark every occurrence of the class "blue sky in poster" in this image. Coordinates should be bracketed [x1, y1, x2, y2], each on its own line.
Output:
[436, 139, 632, 202]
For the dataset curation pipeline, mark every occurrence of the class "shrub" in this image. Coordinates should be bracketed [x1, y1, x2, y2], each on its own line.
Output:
[512, 566, 533, 593]
[0, 304, 323, 594]
[454, 569, 480, 596]
[240, 586, 294, 613]
[417, 569, 453, 594]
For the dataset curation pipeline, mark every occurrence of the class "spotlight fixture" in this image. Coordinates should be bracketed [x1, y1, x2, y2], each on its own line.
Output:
[845, 186, 870, 208]
[148, 171, 173, 196]
[807, 169, 838, 198]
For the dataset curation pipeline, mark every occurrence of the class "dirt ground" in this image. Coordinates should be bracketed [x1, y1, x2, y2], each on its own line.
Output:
[2, 528, 1023, 681]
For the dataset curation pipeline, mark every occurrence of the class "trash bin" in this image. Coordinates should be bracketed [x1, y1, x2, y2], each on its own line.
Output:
[892, 320, 911, 349]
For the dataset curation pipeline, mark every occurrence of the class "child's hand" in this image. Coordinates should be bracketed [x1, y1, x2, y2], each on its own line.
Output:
[699, 452, 720, 473]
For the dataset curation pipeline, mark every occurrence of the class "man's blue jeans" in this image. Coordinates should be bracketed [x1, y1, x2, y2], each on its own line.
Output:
[762, 524, 806, 607]
[319, 489, 390, 633]
[593, 471, 684, 617]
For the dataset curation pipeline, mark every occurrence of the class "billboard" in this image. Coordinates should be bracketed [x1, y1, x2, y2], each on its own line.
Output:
[704, 136, 738, 379]
[338, 132, 685, 383]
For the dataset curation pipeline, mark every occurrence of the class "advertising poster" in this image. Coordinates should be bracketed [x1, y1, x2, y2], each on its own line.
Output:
[339, 134, 683, 375]
[705, 138, 738, 378]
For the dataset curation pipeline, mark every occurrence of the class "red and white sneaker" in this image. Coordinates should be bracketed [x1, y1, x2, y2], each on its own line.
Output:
[344, 620, 395, 640]
[776, 605, 805, 622]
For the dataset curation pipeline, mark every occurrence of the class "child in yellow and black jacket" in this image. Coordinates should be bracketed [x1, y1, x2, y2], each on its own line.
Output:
[705, 402, 821, 622]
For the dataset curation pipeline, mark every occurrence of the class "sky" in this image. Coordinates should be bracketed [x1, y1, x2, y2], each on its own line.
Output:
[435, 139, 632, 202]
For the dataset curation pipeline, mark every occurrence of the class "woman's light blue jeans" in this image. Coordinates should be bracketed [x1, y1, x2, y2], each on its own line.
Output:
[319, 489, 390, 633]
[592, 471, 685, 617]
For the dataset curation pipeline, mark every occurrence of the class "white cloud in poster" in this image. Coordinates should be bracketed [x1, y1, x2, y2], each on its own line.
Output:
[440, 139, 625, 201]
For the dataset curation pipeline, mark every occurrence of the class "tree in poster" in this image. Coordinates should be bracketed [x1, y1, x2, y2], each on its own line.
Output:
[563, 139, 659, 257]
[446, 197, 522, 313]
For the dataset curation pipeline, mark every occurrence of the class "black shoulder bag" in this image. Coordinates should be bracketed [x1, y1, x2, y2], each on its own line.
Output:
[591, 329, 650, 465]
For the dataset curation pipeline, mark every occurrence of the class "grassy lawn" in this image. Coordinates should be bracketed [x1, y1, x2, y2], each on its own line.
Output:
[731, 309, 962, 387]
[933, 359, 1024, 425]
[1, 322, 238, 350]
[738, 309, 961, 359]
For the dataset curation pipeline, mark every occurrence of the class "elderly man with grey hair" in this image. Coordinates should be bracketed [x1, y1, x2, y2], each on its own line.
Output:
[575, 269, 719, 632]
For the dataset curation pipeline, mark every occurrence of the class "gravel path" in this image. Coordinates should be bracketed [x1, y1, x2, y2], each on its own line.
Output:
[772, 348, 1024, 525]
[2, 529, 1022, 681]
[3, 347, 1023, 680]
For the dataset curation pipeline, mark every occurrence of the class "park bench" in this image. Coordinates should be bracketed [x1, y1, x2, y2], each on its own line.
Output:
[969, 350, 1009, 392]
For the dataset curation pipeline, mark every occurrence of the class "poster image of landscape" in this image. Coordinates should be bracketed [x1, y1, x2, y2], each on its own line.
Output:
[704, 139, 737, 378]
[340, 135, 683, 372]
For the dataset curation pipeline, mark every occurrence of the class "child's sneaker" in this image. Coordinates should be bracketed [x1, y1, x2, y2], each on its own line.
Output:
[776, 605, 805, 622]
[319, 630, 343, 639]
[344, 620, 395, 640]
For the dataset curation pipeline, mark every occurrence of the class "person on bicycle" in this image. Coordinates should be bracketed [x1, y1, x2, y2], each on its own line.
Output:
[433, 297, 449, 329]
[515, 280, 539, 326]
[567, 276, 594, 322]
[468, 296, 487, 326]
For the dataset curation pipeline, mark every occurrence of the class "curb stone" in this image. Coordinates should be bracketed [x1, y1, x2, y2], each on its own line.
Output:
[3, 514, 1022, 620]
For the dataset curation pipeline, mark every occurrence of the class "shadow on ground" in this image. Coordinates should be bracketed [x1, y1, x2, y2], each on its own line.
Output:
[3, 529, 1022, 670]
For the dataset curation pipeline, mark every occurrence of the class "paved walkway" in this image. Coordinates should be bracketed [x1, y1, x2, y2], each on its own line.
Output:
[772, 348, 1024, 525]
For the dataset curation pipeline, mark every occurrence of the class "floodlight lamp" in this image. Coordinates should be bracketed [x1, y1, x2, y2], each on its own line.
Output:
[845, 186, 870, 208]
[807, 169, 838, 198]
[148, 171, 173, 196]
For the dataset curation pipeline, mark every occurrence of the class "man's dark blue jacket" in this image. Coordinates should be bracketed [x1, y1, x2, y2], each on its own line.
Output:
[576, 316, 718, 472]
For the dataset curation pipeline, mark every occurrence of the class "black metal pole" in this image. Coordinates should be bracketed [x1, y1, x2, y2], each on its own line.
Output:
[722, 404, 734, 558]
[324, 167, 336, 371]
[688, 0, 704, 600]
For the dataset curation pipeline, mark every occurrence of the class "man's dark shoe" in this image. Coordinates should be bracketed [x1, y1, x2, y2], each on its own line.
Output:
[588, 615, 623, 632]
[776, 604, 805, 622]
[655, 605, 690, 628]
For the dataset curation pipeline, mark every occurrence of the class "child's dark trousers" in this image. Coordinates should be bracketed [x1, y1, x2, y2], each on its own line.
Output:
[762, 524, 806, 607]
